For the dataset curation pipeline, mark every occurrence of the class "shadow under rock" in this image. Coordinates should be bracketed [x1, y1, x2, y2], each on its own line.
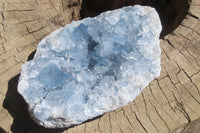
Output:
[3, 50, 103, 133]
[0, 127, 7, 133]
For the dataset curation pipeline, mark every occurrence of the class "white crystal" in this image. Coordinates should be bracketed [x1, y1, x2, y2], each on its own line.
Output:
[18, 5, 162, 128]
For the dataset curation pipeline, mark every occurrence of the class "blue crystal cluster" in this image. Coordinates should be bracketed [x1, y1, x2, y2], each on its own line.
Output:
[18, 5, 162, 128]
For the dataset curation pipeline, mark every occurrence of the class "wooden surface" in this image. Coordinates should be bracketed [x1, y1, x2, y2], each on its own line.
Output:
[0, 0, 200, 132]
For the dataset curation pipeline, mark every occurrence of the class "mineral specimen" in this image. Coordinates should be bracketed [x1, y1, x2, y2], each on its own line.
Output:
[18, 5, 162, 128]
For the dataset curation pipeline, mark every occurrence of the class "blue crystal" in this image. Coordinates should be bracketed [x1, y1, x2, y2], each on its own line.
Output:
[18, 5, 162, 128]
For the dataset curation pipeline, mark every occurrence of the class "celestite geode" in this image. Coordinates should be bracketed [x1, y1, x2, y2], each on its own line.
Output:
[18, 5, 162, 128]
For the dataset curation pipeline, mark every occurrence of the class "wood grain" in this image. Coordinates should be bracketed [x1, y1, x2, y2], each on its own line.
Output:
[0, 0, 200, 132]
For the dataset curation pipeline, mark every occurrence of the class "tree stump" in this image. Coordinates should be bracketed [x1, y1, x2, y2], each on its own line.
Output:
[0, 0, 200, 133]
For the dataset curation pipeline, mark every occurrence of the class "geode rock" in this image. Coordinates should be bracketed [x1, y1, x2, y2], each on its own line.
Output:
[18, 5, 162, 128]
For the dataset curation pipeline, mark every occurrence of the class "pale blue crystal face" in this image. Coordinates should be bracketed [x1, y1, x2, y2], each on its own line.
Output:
[18, 5, 162, 128]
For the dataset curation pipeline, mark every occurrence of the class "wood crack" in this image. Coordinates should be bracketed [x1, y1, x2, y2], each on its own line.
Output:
[182, 69, 200, 96]
[108, 113, 113, 131]
[156, 79, 175, 112]
[149, 101, 170, 131]
[133, 112, 148, 133]
[188, 13, 199, 19]
[142, 92, 159, 133]
[4, 9, 35, 12]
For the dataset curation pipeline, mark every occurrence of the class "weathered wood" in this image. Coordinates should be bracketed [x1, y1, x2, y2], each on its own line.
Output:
[0, 0, 200, 132]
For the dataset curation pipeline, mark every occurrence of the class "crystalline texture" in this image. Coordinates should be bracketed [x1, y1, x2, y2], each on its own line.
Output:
[18, 5, 162, 128]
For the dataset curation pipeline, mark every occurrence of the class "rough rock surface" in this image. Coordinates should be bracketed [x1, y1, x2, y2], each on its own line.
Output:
[17, 5, 161, 128]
